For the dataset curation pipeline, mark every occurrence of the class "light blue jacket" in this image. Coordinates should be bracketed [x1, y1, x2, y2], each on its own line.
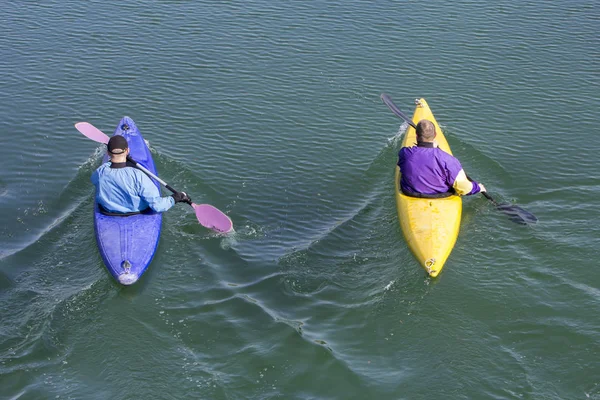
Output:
[91, 162, 175, 213]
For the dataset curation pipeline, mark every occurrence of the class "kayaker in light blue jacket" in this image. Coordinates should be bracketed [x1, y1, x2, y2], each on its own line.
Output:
[91, 135, 191, 214]
[398, 120, 486, 197]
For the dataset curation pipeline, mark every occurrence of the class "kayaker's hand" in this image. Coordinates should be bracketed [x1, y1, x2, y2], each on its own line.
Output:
[478, 184, 486, 193]
[172, 191, 192, 204]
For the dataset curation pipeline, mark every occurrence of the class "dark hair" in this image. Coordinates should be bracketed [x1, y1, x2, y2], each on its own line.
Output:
[416, 120, 436, 141]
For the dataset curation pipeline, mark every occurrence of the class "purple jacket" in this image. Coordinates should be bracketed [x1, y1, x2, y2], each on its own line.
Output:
[398, 143, 480, 196]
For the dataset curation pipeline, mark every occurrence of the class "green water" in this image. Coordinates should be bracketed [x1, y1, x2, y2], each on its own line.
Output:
[1, 1, 599, 399]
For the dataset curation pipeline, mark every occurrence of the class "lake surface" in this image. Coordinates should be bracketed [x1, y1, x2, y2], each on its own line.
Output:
[1, 1, 599, 399]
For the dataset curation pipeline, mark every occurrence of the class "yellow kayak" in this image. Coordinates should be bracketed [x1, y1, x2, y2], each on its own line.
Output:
[394, 99, 461, 277]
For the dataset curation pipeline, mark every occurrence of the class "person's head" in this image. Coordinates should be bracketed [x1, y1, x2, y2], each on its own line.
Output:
[415, 119, 436, 142]
[107, 135, 129, 161]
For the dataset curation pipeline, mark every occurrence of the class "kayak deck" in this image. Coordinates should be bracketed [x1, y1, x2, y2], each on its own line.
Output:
[395, 99, 462, 277]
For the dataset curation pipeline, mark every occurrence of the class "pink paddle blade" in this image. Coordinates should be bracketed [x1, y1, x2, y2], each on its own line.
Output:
[192, 204, 233, 233]
[75, 122, 110, 144]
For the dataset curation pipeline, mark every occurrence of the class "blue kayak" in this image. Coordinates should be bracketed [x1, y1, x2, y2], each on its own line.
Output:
[94, 117, 162, 285]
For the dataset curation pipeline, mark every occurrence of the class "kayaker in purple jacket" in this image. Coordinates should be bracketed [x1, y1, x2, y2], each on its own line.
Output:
[91, 135, 191, 214]
[398, 120, 486, 197]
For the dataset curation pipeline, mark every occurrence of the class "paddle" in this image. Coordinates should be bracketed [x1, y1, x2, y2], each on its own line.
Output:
[380, 93, 537, 225]
[75, 122, 234, 233]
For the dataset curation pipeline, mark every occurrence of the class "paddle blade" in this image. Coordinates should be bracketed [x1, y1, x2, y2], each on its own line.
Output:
[496, 203, 538, 225]
[380, 93, 417, 129]
[192, 204, 233, 233]
[75, 122, 110, 144]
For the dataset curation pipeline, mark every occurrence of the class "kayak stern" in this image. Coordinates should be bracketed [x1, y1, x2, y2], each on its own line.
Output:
[118, 270, 139, 285]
